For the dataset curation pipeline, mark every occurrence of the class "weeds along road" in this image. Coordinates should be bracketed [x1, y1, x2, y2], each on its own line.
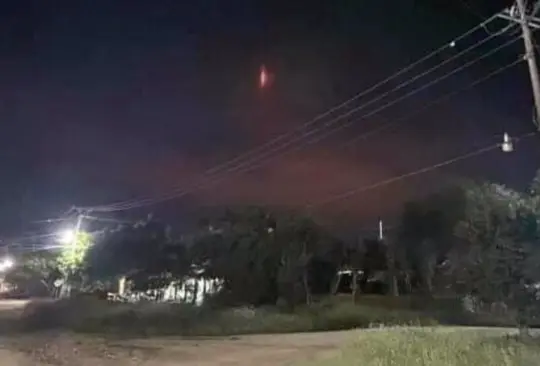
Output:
[0, 301, 530, 366]
[0, 300, 351, 365]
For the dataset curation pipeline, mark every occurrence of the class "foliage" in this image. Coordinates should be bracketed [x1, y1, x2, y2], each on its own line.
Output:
[16, 297, 437, 336]
[190, 207, 343, 306]
[85, 218, 190, 291]
[58, 231, 92, 276]
[4, 251, 61, 296]
[398, 186, 466, 295]
[451, 182, 540, 331]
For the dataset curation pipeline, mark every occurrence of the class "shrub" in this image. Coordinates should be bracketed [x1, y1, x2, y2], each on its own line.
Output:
[309, 302, 438, 331]
[17, 297, 439, 337]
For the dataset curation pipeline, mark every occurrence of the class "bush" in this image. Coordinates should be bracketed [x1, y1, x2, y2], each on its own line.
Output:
[19, 297, 114, 331]
[16, 297, 440, 337]
[308, 302, 438, 331]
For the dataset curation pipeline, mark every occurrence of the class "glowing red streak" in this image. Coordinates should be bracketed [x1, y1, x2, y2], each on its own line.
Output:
[259, 65, 268, 88]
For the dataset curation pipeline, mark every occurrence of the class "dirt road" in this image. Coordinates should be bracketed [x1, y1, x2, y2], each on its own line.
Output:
[0, 301, 523, 365]
[0, 330, 356, 365]
[0, 299, 351, 365]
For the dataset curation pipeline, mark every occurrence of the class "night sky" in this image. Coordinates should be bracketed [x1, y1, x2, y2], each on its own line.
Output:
[2, 0, 539, 237]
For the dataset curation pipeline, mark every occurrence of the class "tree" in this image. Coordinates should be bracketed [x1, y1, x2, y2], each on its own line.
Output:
[85, 218, 188, 293]
[4, 251, 62, 297]
[58, 231, 92, 278]
[274, 214, 341, 306]
[190, 207, 342, 307]
[191, 207, 281, 305]
[453, 182, 540, 337]
[398, 187, 465, 296]
[56, 231, 93, 296]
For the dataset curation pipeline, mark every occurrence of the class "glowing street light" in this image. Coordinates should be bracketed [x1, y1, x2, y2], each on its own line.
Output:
[0, 257, 14, 272]
[501, 132, 514, 153]
[58, 229, 76, 244]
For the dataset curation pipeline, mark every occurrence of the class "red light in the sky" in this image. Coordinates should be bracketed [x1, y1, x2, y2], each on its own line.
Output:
[259, 65, 271, 89]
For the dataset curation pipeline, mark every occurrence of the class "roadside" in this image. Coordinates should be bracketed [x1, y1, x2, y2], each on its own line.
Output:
[1, 327, 536, 366]
[0, 330, 356, 365]
[0, 298, 536, 365]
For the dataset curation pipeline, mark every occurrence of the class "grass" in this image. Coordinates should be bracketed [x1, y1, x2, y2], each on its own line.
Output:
[300, 328, 540, 366]
[13, 297, 439, 337]
[12, 294, 532, 338]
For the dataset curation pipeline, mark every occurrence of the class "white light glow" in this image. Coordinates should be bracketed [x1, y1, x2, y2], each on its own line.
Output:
[502, 132, 513, 153]
[58, 229, 76, 244]
[0, 257, 14, 272]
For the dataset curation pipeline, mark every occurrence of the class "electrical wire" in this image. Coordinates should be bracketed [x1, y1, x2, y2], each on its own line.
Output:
[3, 232, 58, 243]
[205, 13, 503, 176]
[85, 32, 522, 213]
[81, 16, 511, 212]
[342, 57, 524, 148]
[251, 57, 524, 181]
[305, 131, 536, 209]
[81, 215, 134, 224]
[304, 35, 520, 145]
[79, 17, 519, 212]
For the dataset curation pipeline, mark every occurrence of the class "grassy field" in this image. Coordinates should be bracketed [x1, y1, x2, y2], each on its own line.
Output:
[6, 294, 530, 339]
[299, 328, 540, 366]
[1, 299, 539, 364]
[1, 296, 539, 365]
[14, 297, 440, 337]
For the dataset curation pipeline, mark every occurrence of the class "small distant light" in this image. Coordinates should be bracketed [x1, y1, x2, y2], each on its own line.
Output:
[502, 132, 514, 153]
[449, 41, 456, 48]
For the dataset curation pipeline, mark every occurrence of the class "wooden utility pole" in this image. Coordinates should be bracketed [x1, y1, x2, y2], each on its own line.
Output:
[501, 1, 540, 129]
[517, 0, 540, 129]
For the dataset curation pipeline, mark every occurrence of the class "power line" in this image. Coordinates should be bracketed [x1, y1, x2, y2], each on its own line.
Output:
[80, 15, 513, 213]
[218, 53, 523, 181]
[306, 131, 536, 209]
[3, 232, 58, 243]
[223, 31, 516, 159]
[81, 215, 134, 224]
[305, 35, 520, 145]
[260, 57, 524, 180]
[85, 33, 521, 213]
[343, 57, 523, 147]
[205, 13, 504, 176]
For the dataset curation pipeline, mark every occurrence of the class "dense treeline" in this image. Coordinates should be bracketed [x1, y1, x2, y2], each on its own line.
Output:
[7, 171, 540, 332]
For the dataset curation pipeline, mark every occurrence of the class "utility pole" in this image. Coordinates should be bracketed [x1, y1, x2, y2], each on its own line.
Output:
[502, 1, 540, 129]
[518, 0, 540, 129]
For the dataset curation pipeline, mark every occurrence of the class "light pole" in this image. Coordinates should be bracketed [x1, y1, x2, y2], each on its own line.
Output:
[498, 1, 540, 129]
